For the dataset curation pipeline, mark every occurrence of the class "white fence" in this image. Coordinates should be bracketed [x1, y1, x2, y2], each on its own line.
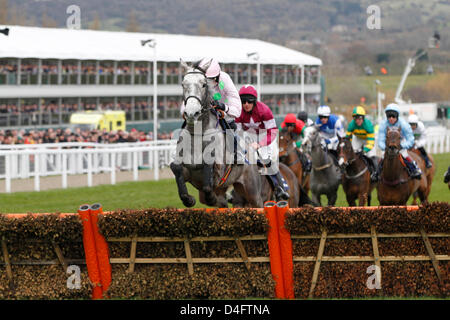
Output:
[0, 140, 177, 193]
[0, 130, 449, 193]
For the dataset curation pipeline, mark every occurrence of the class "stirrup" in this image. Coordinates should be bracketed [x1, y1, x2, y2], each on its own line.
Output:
[275, 186, 290, 201]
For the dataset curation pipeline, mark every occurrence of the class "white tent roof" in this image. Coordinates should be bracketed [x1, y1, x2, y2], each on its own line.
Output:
[0, 25, 322, 66]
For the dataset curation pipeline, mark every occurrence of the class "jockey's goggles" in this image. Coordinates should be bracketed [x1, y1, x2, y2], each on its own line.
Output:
[319, 115, 329, 119]
[353, 115, 364, 120]
[285, 122, 295, 127]
[386, 112, 398, 119]
[240, 96, 256, 104]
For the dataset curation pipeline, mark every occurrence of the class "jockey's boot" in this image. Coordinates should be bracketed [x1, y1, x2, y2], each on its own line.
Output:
[424, 156, 432, 168]
[296, 149, 312, 173]
[328, 149, 340, 166]
[269, 172, 290, 201]
[444, 166, 450, 184]
[367, 156, 377, 178]
[370, 158, 383, 182]
[304, 157, 312, 173]
[300, 150, 312, 173]
[404, 156, 422, 180]
[418, 147, 432, 168]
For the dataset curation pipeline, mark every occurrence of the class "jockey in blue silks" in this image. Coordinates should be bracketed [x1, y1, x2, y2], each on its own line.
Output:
[314, 105, 345, 163]
[371, 103, 422, 181]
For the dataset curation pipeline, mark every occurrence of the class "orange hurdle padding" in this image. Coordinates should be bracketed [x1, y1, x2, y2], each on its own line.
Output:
[276, 201, 294, 299]
[264, 201, 285, 299]
[78, 204, 103, 300]
[90, 203, 112, 297]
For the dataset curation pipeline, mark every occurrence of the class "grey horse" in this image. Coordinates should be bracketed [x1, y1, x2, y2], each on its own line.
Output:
[301, 125, 341, 206]
[169, 59, 264, 208]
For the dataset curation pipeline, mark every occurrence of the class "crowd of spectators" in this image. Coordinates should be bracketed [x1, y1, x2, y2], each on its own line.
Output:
[0, 128, 173, 145]
[1, 59, 319, 85]
[0, 99, 170, 115]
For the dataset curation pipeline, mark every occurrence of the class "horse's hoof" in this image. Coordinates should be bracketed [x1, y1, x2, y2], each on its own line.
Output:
[181, 195, 196, 207]
[205, 193, 217, 206]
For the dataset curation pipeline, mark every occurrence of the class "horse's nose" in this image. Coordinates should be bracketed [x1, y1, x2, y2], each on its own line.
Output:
[184, 111, 200, 120]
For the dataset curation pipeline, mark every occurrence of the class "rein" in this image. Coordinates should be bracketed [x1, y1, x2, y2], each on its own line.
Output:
[341, 153, 368, 180]
[313, 162, 331, 171]
[381, 177, 409, 186]
[345, 166, 368, 179]
[282, 140, 301, 167]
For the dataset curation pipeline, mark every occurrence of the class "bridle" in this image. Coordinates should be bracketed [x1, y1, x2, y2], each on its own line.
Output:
[182, 69, 210, 112]
[338, 139, 368, 179]
[279, 132, 301, 167]
[386, 130, 401, 158]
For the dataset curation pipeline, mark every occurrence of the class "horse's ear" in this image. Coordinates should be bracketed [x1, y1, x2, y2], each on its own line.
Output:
[201, 58, 212, 72]
[180, 59, 189, 73]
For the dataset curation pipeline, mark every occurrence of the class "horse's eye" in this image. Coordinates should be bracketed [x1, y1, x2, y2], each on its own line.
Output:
[202, 83, 206, 88]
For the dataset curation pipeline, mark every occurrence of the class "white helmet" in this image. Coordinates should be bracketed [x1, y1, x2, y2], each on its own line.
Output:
[317, 105, 331, 117]
[408, 114, 419, 124]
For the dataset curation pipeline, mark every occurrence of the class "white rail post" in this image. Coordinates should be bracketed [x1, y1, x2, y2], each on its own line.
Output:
[21, 153, 28, 179]
[62, 153, 67, 189]
[111, 152, 116, 185]
[5, 154, 11, 193]
[446, 134, 450, 153]
[34, 152, 40, 192]
[87, 152, 93, 187]
[133, 151, 138, 181]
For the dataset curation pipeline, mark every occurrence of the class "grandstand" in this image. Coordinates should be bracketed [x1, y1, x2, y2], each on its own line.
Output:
[0, 25, 322, 132]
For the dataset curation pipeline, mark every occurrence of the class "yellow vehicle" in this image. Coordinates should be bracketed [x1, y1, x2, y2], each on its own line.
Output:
[69, 110, 126, 132]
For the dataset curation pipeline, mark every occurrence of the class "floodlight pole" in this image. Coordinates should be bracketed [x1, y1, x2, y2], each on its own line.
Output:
[142, 39, 159, 180]
[247, 52, 260, 101]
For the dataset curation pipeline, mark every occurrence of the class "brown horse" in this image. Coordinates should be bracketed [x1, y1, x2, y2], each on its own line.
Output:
[409, 148, 436, 205]
[278, 128, 314, 206]
[231, 162, 299, 208]
[377, 127, 428, 205]
[337, 136, 377, 206]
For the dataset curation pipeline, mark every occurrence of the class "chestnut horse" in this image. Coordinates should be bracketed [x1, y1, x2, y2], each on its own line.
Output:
[377, 127, 428, 205]
[278, 128, 314, 206]
[337, 136, 377, 206]
[410, 148, 436, 205]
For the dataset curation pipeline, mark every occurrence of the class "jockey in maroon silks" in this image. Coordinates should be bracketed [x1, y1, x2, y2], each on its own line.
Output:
[235, 84, 289, 201]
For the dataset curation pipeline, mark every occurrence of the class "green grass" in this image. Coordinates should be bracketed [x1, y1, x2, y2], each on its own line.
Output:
[1, 153, 449, 213]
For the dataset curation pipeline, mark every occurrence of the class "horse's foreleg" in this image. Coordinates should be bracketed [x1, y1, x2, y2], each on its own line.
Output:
[170, 162, 196, 207]
[358, 193, 367, 207]
[346, 194, 356, 207]
[328, 192, 338, 207]
[202, 164, 217, 206]
[312, 193, 321, 207]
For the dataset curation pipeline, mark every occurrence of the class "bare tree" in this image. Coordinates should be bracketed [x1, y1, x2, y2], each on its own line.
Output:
[126, 10, 139, 32]
[0, 0, 8, 24]
[41, 11, 58, 28]
[89, 12, 101, 30]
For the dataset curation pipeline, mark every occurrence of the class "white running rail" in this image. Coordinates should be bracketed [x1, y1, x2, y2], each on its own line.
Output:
[0, 140, 177, 193]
